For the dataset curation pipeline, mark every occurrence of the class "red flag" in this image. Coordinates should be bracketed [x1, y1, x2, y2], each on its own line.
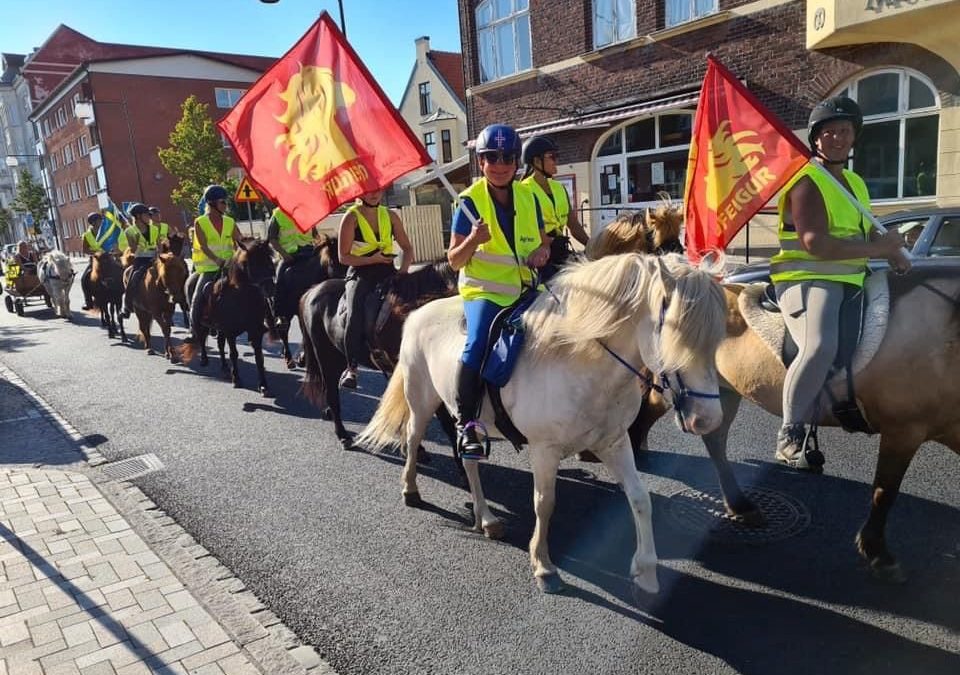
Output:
[683, 55, 810, 261]
[218, 12, 431, 232]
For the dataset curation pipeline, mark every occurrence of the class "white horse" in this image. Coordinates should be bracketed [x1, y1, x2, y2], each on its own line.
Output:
[38, 250, 75, 319]
[358, 253, 728, 595]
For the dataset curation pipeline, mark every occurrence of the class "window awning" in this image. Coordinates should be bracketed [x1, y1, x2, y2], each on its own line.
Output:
[396, 153, 470, 190]
[514, 90, 700, 137]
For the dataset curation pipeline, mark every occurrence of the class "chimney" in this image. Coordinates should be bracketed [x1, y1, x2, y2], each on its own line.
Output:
[415, 36, 430, 64]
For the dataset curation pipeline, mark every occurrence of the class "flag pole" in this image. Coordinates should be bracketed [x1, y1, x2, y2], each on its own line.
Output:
[806, 160, 912, 258]
[430, 162, 479, 226]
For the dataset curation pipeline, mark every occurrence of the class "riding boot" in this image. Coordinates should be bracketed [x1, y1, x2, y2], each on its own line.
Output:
[81, 267, 94, 310]
[456, 363, 486, 460]
[775, 423, 824, 472]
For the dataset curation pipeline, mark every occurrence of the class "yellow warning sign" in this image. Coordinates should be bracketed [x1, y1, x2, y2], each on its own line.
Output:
[234, 177, 261, 203]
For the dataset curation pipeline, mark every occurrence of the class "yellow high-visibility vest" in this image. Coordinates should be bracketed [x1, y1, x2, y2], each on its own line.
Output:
[119, 224, 160, 257]
[522, 176, 569, 236]
[273, 208, 314, 253]
[192, 215, 236, 273]
[82, 229, 102, 253]
[458, 179, 541, 306]
[771, 164, 871, 287]
[344, 203, 394, 256]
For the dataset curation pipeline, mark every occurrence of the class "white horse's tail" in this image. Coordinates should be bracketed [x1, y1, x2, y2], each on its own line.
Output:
[357, 368, 410, 452]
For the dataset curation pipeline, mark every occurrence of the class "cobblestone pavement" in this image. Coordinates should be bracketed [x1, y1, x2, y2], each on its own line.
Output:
[0, 365, 329, 675]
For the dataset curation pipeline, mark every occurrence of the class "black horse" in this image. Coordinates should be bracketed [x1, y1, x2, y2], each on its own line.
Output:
[270, 234, 347, 369]
[179, 239, 276, 396]
[299, 261, 459, 450]
[89, 251, 126, 341]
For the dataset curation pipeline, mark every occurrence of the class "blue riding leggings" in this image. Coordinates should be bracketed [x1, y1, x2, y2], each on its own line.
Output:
[461, 298, 504, 370]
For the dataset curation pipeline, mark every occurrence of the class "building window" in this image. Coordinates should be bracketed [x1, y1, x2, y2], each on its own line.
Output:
[594, 0, 637, 48]
[423, 131, 437, 160]
[215, 88, 246, 108]
[56, 106, 67, 128]
[220, 133, 232, 149]
[51, 152, 59, 171]
[85, 174, 98, 197]
[418, 82, 432, 115]
[78, 135, 88, 156]
[665, 0, 718, 28]
[56, 186, 64, 206]
[64, 143, 74, 165]
[476, 0, 531, 83]
[69, 181, 80, 202]
[441, 129, 453, 163]
[42, 119, 51, 138]
[841, 68, 939, 200]
[594, 112, 693, 207]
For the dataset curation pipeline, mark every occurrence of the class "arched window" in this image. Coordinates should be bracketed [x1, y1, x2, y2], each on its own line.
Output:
[592, 112, 693, 228]
[839, 68, 939, 201]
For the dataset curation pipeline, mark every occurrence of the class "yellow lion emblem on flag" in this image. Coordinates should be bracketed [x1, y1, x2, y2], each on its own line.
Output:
[275, 65, 357, 182]
[703, 121, 766, 211]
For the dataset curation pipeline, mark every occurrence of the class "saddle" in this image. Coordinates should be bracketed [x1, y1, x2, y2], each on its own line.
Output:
[738, 273, 891, 433]
[471, 288, 540, 451]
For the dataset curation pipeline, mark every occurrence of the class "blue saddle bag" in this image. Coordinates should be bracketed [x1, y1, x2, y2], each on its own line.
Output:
[481, 291, 538, 387]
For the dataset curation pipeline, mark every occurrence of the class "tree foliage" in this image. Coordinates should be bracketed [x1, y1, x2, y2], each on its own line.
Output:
[158, 95, 230, 212]
[0, 206, 13, 237]
[11, 170, 51, 235]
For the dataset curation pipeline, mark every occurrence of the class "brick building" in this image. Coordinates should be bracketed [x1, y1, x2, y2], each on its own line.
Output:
[20, 26, 275, 254]
[457, 0, 960, 239]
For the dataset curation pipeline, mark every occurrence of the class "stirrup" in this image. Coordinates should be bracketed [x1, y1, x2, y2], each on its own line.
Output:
[458, 420, 490, 460]
[775, 424, 824, 472]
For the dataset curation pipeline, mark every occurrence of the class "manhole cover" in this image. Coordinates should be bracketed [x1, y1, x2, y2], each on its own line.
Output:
[99, 453, 164, 482]
[665, 486, 810, 544]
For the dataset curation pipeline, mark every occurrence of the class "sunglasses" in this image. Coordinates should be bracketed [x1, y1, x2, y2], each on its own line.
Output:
[479, 152, 518, 165]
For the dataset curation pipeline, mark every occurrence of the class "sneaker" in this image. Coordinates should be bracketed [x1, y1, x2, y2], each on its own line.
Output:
[457, 422, 487, 460]
[775, 423, 825, 472]
[339, 368, 358, 389]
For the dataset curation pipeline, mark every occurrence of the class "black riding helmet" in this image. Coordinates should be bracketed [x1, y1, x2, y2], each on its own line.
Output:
[521, 135, 558, 166]
[127, 202, 150, 218]
[87, 212, 102, 225]
[808, 95, 863, 149]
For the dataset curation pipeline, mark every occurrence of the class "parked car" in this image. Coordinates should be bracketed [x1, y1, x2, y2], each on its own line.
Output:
[724, 207, 960, 284]
[1, 243, 17, 262]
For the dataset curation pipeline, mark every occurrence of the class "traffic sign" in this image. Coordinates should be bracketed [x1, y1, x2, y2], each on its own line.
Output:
[235, 177, 261, 203]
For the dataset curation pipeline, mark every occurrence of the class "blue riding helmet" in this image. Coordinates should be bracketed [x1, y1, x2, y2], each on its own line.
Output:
[475, 124, 521, 155]
[203, 184, 229, 203]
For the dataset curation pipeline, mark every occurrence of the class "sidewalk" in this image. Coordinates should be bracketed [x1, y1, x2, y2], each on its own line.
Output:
[0, 366, 327, 675]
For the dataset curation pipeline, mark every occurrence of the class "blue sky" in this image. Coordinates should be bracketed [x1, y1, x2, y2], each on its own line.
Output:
[0, 0, 463, 104]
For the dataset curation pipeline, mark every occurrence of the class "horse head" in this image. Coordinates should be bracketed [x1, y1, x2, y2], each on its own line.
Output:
[156, 253, 189, 305]
[230, 239, 275, 295]
[314, 234, 347, 279]
[162, 233, 186, 257]
[644, 195, 684, 254]
[584, 211, 651, 260]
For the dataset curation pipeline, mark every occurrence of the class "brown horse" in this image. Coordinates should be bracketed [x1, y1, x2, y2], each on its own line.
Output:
[631, 269, 960, 583]
[120, 248, 189, 360]
[179, 239, 276, 395]
[299, 261, 459, 449]
[89, 251, 125, 341]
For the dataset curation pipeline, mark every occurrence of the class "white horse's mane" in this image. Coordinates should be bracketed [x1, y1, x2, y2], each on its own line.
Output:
[524, 253, 727, 373]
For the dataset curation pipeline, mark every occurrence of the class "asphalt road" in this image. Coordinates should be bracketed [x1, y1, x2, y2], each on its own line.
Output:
[2, 261, 958, 675]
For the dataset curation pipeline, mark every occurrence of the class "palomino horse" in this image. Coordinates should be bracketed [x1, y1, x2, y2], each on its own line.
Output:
[271, 234, 347, 369]
[179, 240, 276, 395]
[584, 198, 684, 260]
[38, 250, 75, 319]
[358, 253, 728, 595]
[121, 249, 189, 360]
[630, 269, 960, 583]
[89, 251, 125, 341]
[299, 260, 459, 448]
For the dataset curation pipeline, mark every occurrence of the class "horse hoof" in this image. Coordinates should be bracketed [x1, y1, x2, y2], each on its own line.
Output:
[321, 408, 333, 421]
[339, 436, 354, 450]
[536, 573, 566, 594]
[870, 560, 907, 584]
[482, 520, 505, 540]
[725, 503, 766, 528]
[233, 381, 242, 389]
[403, 492, 423, 508]
[146, 349, 155, 356]
[416, 446, 431, 464]
[260, 386, 271, 397]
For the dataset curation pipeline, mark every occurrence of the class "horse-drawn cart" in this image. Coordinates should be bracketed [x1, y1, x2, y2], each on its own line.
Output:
[3, 261, 52, 316]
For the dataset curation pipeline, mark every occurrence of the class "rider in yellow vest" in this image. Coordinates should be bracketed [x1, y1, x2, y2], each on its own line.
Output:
[267, 207, 317, 323]
[520, 135, 589, 282]
[119, 203, 161, 317]
[336, 190, 414, 389]
[184, 184, 242, 342]
[770, 95, 910, 470]
[80, 212, 105, 310]
[448, 124, 550, 459]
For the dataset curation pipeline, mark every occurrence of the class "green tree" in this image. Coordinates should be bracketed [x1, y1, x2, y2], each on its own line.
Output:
[0, 207, 13, 238]
[11, 170, 51, 236]
[158, 95, 230, 212]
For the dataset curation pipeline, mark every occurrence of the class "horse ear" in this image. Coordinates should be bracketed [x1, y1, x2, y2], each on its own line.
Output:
[656, 257, 676, 299]
[237, 239, 248, 252]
